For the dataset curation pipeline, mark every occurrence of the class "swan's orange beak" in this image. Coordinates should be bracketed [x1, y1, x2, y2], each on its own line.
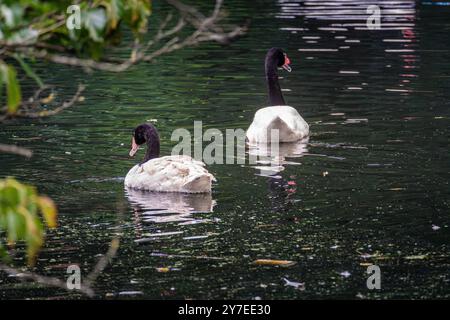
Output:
[282, 55, 292, 72]
[129, 137, 139, 157]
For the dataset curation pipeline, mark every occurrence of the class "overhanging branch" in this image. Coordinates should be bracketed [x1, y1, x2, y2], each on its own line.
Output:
[0, 0, 247, 121]
[2, 0, 246, 73]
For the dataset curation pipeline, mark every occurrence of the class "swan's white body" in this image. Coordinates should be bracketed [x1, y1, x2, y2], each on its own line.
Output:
[246, 106, 309, 144]
[125, 155, 215, 193]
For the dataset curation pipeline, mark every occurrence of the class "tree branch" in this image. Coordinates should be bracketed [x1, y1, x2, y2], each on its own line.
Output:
[0, 144, 33, 158]
[1, 84, 85, 122]
[0, 263, 95, 297]
[84, 238, 120, 288]
[0, 0, 247, 122]
[2, 0, 247, 73]
[0, 204, 124, 298]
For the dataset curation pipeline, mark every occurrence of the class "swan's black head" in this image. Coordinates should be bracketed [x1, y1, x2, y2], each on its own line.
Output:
[129, 123, 160, 157]
[266, 47, 292, 72]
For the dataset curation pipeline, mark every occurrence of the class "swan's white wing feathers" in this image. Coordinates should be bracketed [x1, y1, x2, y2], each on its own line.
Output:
[246, 106, 309, 144]
[125, 155, 215, 193]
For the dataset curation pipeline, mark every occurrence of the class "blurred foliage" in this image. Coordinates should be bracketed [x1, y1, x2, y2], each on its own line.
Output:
[0, 177, 57, 265]
[0, 0, 152, 114]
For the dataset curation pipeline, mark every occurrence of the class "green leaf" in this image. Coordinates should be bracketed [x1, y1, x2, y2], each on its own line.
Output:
[0, 64, 22, 114]
[37, 196, 57, 228]
[102, 0, 125, 30]
[0, 241, 11, 264]
[2, 185, 20, 207]
[0, 4, 24, 28]
[0, 65, 3, 105]
[25, 213, 44, 263]
[13, 54, 44, 88]
[6, 210, 25, 244]
[7, 66, 21, 113]
[0, 210, 6, 229]
[124, 0, 151, 34]
[84, 8, 107, 42]
[0, 178, 58, 266]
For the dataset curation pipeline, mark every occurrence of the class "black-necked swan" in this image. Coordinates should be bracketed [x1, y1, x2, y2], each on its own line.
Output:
[124, 123, 216, 193]
[246, 47, 309, 144]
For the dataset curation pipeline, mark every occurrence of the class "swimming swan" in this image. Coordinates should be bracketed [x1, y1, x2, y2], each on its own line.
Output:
[246, 47, 309, 144]
[124, 123, 216, 193]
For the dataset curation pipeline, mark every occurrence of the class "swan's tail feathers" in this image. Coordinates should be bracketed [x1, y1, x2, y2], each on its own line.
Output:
[183, 174, 214, 193]
[268, 116, 297, 143]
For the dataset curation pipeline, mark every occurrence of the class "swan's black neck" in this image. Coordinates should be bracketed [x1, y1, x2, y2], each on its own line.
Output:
[142, 127, 160, 163]
[266, 58, 286, 106]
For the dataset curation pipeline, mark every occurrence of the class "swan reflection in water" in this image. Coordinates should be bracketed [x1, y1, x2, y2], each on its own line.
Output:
[248, 138, 309, 177]
[248, 139, 309, 213]
[125, 187, 216, 225]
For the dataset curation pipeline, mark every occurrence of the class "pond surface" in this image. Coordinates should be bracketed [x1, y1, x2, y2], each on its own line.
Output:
[1, 0, 449, 299]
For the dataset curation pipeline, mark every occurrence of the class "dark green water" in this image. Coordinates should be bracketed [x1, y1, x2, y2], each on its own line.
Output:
[1, 0, 449, 299]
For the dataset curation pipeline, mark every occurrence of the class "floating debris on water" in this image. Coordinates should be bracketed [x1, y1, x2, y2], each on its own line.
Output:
[356, 293, 366, 299]
[339, 271, 351, 278]
[253, 259, 296, 267]
[367, 163, 393, 167]
[282, 278, 305, 290]
[346, 87, 363, 90]
[343, 118, 368, 124]
[385, 88, 412, 93]
[151, 252, 227, 261]
[404, 254, 427, 260]
[183, 235, 209, 240]
[118, 291, 144, 296]
[360, 253, 373, 259]
[360, 262, 373, 267]
[432, 225, 441, 231]
[142, 231, 184, 237]
[298, 48, 339, 52]
[135, 238, 153, 244]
